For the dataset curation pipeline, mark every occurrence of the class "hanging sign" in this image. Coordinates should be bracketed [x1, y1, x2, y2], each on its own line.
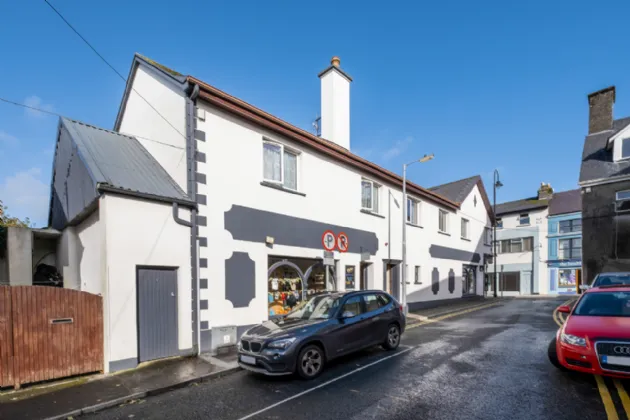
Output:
[337, 232, 349, 253]
[322, 230, 336, 252]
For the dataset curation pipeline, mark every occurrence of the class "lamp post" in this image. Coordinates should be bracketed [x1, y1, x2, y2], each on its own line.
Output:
[402, 153, 434, 313]
[493, 169, 503, 298]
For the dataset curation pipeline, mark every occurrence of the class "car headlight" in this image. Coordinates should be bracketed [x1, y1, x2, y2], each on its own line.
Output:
[267, 337, 297, 350]
[561, 333, 586, 347]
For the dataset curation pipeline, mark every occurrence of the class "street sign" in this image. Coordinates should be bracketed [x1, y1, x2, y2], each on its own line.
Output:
[323, 251, 334, 258]
[323, 250, 334, 266]
[336, 232, 349, 253]
[361, 252, 370, 261]
[322, 230, 336, 252]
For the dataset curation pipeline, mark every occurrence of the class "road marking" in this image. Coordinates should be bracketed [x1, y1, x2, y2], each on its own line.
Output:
[235, 347, 414, 420]
[596, 375, 620, 420]
[406, 302, 501, 330]
[614, 380, 630, 418]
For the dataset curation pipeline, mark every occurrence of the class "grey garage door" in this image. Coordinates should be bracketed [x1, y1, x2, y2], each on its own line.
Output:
[137, 268, 179, 362]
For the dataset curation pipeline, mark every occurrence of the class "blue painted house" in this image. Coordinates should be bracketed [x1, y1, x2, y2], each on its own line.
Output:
[547, 189, 582, 294]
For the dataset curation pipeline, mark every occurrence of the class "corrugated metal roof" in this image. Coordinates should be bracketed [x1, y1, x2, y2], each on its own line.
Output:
[548, 189, 582, 216]
[579, 117, 630, 183]
[61, 118, 191, 204]
[429, 175, 480, 204]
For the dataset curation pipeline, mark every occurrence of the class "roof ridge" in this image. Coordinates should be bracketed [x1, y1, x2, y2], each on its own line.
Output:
[62, 117, 135, 140]
[428, 174, 480, 190]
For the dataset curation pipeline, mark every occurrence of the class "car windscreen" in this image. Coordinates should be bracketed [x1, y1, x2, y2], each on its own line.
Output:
[573, 291, 630, 317]
[593, 274, 630, 287]
[285, 295, 340, 320]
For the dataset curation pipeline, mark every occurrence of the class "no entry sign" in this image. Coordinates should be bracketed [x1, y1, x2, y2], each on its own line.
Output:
[322, 230, 336, 251]
[337, 232, 349, 252]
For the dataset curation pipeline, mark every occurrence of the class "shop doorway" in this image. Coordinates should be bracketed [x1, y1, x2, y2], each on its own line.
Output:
[462, 265, 476, 296]
[360, 263, 370, 290]
[267, 256, 337, 317]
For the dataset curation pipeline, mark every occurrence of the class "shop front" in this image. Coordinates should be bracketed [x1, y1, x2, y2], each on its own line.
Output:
[267, 256, 338, 317]
[549, 262, 582, 295]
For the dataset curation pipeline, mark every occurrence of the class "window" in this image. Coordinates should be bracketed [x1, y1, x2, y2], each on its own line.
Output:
[361, 179, 380, 213]
[484, 227, 492, 245]
[496, 218, 503, 229]
[341, 296, 364, 318]
[414, 266, 421, 284]
[623, 138, 630, 159]
[519, 213, 530, 226]
[377, 294, 391, 308]
[559, 219, 582, 233]
[497, 237, 533, 254]
[263, 141, 298, 190]
[617, 190, 630, 201]
[573, 291, 630, 317]
[461, 218, 470, 239]
[488, 272, 520, 292]
[439, 209, 449, 233]
[407, 198, 420, 225]
[363, 294, 380, 313]
[559, 238, 581, 260]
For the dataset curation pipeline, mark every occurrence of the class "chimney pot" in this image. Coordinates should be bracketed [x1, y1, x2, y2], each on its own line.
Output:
[587, 86, 615, 134]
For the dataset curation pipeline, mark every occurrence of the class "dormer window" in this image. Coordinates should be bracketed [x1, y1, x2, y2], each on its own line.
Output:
[623, 138, 630, 159]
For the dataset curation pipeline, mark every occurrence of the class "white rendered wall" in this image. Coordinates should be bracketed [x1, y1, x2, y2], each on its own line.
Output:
[76, 210, 103, 295]
[320, 69, 350, 149]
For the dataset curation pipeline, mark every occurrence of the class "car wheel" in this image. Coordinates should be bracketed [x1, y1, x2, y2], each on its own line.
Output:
[296, 344, 325, 379]
[383, 324, 401, 350]
[548, 337, 568, 371]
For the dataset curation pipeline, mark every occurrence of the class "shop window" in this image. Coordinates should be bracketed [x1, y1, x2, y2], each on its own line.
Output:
[263, 140, 299, 190]
[439, 209, 449, 233]
[461, 218, 470, 239]
[558, 269, 577, 289]
[361, 179, 380, 213]
[341, 296, 364, 318]
[345, 265, 355, 290]
[501, 272, 520, 292]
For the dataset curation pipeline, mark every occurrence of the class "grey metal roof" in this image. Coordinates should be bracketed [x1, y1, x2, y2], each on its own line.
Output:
[429, 175, 481, 204]
[579, 117, 630, 184]
[495, 197, 549, 216]
[548, 189, 582, 216]
[61, 118, 191, 204]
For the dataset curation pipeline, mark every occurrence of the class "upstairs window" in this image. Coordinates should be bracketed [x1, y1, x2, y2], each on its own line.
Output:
[496, 218, 503, 229]
[559, 238, 581, 260]
[519, 213, 530, 226]
[439, 209, 449, 233]
[616, 190, 630, 213]
[361, 179, 380, 213]
[623, 138, 630, 159]
[263, 141, 298, 190]
[461, 218, 470, 239]
[498, 237, 533, 254]
[559, 219, 582, 234]
[407, 198, 420, 225]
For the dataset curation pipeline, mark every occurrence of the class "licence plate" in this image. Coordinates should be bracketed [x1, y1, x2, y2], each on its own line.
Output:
[241, 355, 256, 365]
[602, 355, 630, 367]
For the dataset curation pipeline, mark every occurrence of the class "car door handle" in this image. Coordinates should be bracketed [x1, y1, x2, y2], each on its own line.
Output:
[372, 317, 380, 322]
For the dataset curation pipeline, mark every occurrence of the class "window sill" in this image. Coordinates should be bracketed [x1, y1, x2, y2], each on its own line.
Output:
[406, 222, 423, 229]
[438, 230, 451, 236]
[461, 237, 471, 242]
[518, 224, 531, 227]
[360, 209, 385, 219]
[260, 181, 306, 196]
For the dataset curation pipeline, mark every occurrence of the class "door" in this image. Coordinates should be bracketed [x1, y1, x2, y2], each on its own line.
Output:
[330, 295, 369, 355]
[385, 264, 394, 295]
[462, 265, 476, 296]
[576, 269, 582, 294]
[360, 263, 369, 290]
[521, 271, 532, 295]
[137, 268, 179, 362]
[362, 293, 388, 344]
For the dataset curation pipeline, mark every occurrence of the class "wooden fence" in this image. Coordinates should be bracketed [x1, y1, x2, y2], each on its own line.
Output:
[0, 286, 103, 389]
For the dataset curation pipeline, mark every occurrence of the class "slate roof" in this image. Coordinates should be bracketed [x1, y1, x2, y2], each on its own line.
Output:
[579, 117, 630, 184]
[495, 197, 549, 216]
[61, 118, 192, 204]
[548, 189, 582, 216]
[429, 175, 481, 204]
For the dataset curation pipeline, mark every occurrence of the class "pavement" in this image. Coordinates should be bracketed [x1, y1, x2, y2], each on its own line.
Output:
[81, 296, 630, 420]
[0, 354, 238, 420]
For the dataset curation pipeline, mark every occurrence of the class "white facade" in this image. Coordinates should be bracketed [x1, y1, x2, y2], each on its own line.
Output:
[319, 61, 351, 149]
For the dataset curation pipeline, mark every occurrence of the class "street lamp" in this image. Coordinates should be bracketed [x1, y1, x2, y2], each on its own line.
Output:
[402, 153, 434, 313]
[493, 169, 503, 298]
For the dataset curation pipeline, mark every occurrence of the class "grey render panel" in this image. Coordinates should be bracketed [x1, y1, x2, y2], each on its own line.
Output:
[431, 267, 439, 295]
[429, 245, 481, 264]
[200, 278, 208, 289]
[60, 118, 190, 204]
[429, 175, 480, 204]
[200, 321, 209, 330]
[200, 258, 208, 268]
[196, 173, 207, 184]
[137, 268, 179, 362]
[225, 205, 379, 255]
[448, 269, 455, 294]
[225, 252, 256, 308]
[199, 237, 208, 247]
[548, 189, 582, 216]
[200, 330, 212, 352]
[580, 117, 630, 183]
[200, 300, 209, 310]
[194, 130, 206, 142]
[196, 194, 207, 205]
[196, 215, 207, 226]
[196, 151, 206, 163]
[109, 357, 138, 373]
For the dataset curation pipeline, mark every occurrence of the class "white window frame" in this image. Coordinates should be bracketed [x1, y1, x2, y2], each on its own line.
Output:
[361, 179, 381, 213]
[519, 213, 530, 226]
[262, 140, 299, 190]
[461, 218, 470, 239]
[439, 209, 449, 233]
[617, 190, 630, 201]
[623, 138, 630, 160]
[407, 197, 420, 225]
[414, 266, 421, 284]
[496, 218, 503, 229]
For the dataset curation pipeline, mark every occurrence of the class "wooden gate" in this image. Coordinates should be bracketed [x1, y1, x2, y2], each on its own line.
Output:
[0, 286, 103, 389]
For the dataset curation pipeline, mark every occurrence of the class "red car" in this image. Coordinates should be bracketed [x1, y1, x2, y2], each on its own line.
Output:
[548, 285, 630, 378]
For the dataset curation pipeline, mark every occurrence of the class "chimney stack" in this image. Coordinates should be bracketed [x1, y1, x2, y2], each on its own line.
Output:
[537, 182, 553, 200]
[318, 56, 352, 149]
[588, 86, 615, 134]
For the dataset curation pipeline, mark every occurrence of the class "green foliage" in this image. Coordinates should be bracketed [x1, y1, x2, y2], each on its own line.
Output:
[0, 199, 31, 257]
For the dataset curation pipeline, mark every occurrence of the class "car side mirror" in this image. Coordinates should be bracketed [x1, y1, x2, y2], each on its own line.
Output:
[579, 285, 590, 291]
[557, 305, 571, 314]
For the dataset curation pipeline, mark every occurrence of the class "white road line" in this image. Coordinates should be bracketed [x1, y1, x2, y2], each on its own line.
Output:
[235, 347, 414, 420]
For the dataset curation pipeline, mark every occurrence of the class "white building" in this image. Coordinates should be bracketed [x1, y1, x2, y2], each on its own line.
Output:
[45, 55, 494, 369]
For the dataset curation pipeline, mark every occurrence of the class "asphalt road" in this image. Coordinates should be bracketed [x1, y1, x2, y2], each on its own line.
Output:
[87, 298, 630, 420]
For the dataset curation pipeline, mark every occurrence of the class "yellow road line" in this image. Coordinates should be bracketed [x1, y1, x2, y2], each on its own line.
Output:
[407, 302, 501, 330]
[596, 375, 620, 420]
[614, 380, 630, 419]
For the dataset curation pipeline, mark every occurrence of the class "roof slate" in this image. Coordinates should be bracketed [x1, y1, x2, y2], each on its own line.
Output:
[495, 197, 549, 216]
[579, 117, 630, 184]
[429, 175, 481, 204]
[548, 189, 582, 216]
[61, 118, 191, 204]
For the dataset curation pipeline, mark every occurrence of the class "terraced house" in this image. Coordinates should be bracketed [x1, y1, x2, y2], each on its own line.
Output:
[40, 55, 495, 370]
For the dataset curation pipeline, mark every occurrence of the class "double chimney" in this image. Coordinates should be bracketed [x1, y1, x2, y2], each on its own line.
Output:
[318, 56, 352, 149]
[588, 86, 616, 134]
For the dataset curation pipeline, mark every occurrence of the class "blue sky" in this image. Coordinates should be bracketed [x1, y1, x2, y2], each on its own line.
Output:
[1, 0, 629, 226]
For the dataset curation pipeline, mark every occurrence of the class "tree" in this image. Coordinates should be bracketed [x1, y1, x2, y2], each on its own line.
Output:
[0, 199, 31, 258]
